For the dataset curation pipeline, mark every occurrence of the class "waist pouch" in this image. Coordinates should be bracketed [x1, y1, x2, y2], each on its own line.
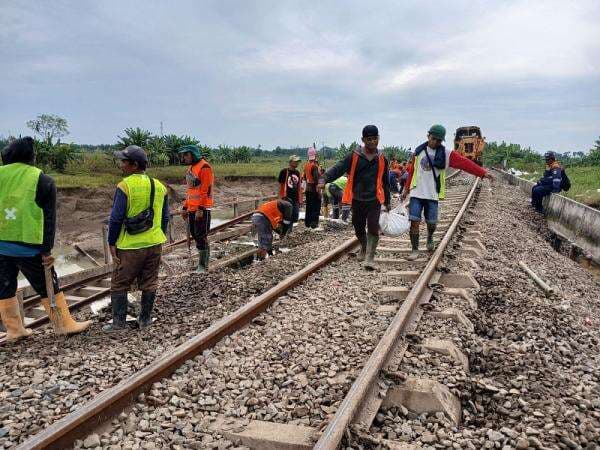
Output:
[124, 178, 155, 235]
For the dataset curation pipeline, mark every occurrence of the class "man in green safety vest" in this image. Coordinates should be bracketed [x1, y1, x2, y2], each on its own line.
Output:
[325, 176, 350, 222]
[0, 137, 91, 340]
[105, 146, 169, 331]
[402, 125, 493, 260]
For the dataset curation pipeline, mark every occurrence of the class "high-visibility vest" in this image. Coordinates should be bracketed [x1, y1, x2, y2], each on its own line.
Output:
[410, 151, 447, 199]
[256, 200, 283, 230]
[303, 161, 318, 184]
[185, 159, 214, 210]
[116, 174, 167, 250]
[0, 163, 44, 245]
[278, 169, 302, 203]
[342, 152, 386, 204]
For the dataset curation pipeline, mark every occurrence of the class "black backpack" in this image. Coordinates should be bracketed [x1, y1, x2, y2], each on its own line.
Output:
[560, 169, 571, 192]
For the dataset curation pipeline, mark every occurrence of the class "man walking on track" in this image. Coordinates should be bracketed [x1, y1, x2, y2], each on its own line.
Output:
[252, 198, 294, 259]
[322, 125, 391, 270]
[402, 124, 493, 260]
[0, 137, 91, 340]
[303, 147, 321, 229]
[179, 144, 214, 273]
[106, 145, 169, 331]
[278, 155, 303, 226]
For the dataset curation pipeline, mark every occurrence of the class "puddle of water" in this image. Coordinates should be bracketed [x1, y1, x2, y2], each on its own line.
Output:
[17, 244, 97, 288]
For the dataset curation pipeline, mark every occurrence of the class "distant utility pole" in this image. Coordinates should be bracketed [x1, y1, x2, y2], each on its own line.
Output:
[160, 121, 164, 137]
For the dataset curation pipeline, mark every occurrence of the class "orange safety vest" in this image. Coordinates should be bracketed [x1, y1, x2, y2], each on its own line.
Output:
[342, 152, 386, 205]
[278, 169, 303, 202]
[257, 200, 283, 230]
[303, 161, 318, 184]
[185, 159, 214, 210]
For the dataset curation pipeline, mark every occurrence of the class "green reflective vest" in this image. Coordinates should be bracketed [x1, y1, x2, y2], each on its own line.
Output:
[116, 174, 167, 250]
[410, 151, 447, 200]
[325, 176, 348, 199]
[0, 163, 44, 245]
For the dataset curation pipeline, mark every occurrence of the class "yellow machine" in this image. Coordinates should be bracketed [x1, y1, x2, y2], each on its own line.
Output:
[454, 126, 485, 165]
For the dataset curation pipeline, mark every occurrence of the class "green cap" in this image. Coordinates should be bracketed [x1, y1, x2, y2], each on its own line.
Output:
[178, 144, 202, 163]
[428, 124, 446, 141]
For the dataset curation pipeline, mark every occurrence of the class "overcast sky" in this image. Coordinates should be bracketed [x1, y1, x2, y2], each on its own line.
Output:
[1, 0, 599, 152]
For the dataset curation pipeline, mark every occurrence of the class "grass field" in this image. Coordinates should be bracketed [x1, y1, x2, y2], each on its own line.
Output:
[517, 165, 600, 207]
[51, 158, 338, 189]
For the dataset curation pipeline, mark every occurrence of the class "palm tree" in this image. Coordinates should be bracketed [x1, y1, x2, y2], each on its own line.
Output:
[116, 127, 152, 150]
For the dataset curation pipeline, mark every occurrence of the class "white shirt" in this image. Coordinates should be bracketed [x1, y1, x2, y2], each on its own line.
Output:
[409, 147, 452, 201]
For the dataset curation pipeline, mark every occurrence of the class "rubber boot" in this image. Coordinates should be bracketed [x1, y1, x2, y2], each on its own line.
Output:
[102, 292, 128, 332]
[196, 250, 208, 273]
[356, 235, 367, 261]
[426, 224, 437, 252]
[42, 291, 92, 335]
[406, 232, 420, 261]
[363, 234, 380, 271]
[138, 291, 156, 329]
[0, 297, 32, 341]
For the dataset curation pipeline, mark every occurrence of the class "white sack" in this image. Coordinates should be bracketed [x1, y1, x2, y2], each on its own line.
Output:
[379, 205, 410, 237]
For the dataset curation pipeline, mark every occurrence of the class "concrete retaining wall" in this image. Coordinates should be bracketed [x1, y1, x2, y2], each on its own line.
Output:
[493, 169, 600, 264]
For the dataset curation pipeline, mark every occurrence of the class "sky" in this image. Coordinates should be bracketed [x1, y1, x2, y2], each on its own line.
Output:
[1, 0, 599, 152]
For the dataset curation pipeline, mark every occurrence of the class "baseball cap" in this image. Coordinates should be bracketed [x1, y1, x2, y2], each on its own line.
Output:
[362, 125, 379, 138]
[289, 154, 301, 162]
[428, 124, 446, 141]
[113, 145, 148, 165]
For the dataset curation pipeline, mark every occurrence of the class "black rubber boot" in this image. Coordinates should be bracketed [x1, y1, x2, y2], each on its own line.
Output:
[363, 233, 380, 271]
[407, 232, 420, 261]
[103, 292, 128, 332]
[426, 224, 437, 251]
[356, 235, 367, 261]
[138, 291, 156, 329]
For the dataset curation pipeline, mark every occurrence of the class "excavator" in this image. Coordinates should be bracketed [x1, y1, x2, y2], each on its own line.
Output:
[454, 126, 485, 165]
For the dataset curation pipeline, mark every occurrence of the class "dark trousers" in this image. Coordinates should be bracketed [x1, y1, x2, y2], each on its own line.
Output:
[0, 253, 59, 300]
[305, 191, 321, 228]
[328, 185, 349, 221]
[531, 185, 552, 212]
[352, 200, 381, 245]
[111, 244, 162, 293]
[290, 199, 300, 223]
[189, 209, 211, 250]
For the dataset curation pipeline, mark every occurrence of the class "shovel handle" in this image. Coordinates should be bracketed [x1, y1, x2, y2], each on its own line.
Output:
[44, 266, 56, 308]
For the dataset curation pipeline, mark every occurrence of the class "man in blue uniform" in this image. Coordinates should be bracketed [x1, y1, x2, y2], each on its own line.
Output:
[531, 151, 563, 213]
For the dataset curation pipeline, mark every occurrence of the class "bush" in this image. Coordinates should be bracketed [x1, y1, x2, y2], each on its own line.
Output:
[65, 151, 116, 174]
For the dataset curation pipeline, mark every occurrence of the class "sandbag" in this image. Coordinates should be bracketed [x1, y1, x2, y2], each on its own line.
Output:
[379, 205, 410, 237]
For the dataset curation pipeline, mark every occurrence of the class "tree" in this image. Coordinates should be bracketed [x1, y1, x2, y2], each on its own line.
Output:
[116, 127, 152, 150]
[26, 114, 69, 145]
[586, 136, 600, 165]
[336, 143, 349, 161]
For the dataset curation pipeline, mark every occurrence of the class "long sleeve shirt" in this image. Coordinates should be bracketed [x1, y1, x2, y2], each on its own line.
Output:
[404, 149, 487, 192]
[324, 149, 391, 207]
[536, 162, 562, 192]
[108, 187, 169, 246]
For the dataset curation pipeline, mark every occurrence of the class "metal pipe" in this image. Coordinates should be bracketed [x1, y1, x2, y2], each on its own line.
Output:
[101, 225, 112, 265]
[314, 177, 480, 450]
[519, 261, 555, 295]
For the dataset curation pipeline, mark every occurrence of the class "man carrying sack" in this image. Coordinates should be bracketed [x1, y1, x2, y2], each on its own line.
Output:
[0, 137, 90, 340]
[105, 146, 169, 331]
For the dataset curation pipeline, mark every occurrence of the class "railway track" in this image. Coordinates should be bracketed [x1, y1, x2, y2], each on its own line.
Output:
[14, 172, 487, 450]
[0, 211, 261, 345]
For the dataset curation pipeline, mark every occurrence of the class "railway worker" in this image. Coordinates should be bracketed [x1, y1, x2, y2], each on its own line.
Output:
[106, 146, 169, 331]
[321, 125, 391, 270]
[0, 137, 91, 340]
[325, 176, 350, 222]
[531, 151, 563, 213]
[252, 198, 293, 259]
[278, 155, 303, 226]
[179, 144, 214, 273]
[303, 147, 321, 229]
[402, 124, 493, 260]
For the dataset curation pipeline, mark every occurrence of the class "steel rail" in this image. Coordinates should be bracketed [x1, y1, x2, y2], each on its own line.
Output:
[17, 238, 358, 450]
[314, 177, 480, 450]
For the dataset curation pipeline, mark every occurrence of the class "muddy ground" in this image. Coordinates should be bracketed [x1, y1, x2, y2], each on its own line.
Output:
[57, 177, 276, 259]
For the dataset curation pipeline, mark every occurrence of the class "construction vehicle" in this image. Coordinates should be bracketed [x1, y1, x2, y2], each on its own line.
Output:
[454, 126, 485, 165]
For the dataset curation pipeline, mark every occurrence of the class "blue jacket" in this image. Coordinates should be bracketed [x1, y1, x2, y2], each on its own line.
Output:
[536, 163, 562, 193]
